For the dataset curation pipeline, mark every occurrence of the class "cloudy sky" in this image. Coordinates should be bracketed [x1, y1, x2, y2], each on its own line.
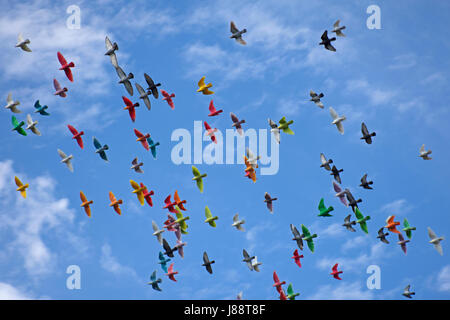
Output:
[0, 0, 449, 299]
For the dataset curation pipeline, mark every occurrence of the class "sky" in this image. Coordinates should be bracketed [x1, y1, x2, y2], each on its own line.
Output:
[0, 0, 449, 300]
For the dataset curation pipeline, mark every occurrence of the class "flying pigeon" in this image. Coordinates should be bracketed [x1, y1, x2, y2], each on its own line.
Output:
[57, 52, 75, 82]
[57, 149, 74, 172]
[230, 112, 246, 136]
[162, 238, 178, 258]
[286, 284, 300, 300]
[361, 122, 376, 144]
[163, 195, 178, 214]
[67, 125, 84, 149]
[147, 271, 162, 292]
[5, 93, 21, 113]
[301, 224, 317, 253]
[53, 78, 68, 97]
[310, 90, 324, 108]
[204, 205, 218, 227]
[147, 137, 160, 159]
[144, 73, 161, 99]
[15, 33, 31, 52]
[152, 221, 165, 245]
[318, 198, 334, 217]
[232, 213, 245, 231]
[246, 148, 260, 169]
[385, 216, 401, 234]
[342, 214, 357, 232]
[108, 191, 123, 215]
[428, 227, 444, 256]
[158, 252, 171, 273]
[33, 100, 50, 116]
[268, 118, 281, 144]
[330, 263, 343, 280]
[130, 180, 146, 206]
[402, 218, 416, 239]
[14, 176, 28, 198]
[291, 249, 304, 268]
[174, 208, 190, 234]
[142, 184, 154, 207]
[419, 144, 432, 160]
[230, 21, 247, 45]
[354, 207, 371, 234]
[131, 157, 144, 173]
[329, 107, 346, 134]
[252, 256, 262, 272]
[173, 191, 187, 211]
[244, 156, 257, 183]
[320, 153, 333, 171]
[122, 96, 139, 122]
[93, 137, 109, 161]
[397, 233, 409, 255]
[377, 227, 390, 244]
[272, 271, 286, 294]
[202, 252, 215, 274]
[204, 121, 218, 143]
[319, 30, 336, 52]
[277, 117, 294, 135]
[80, 191, 93, 217]
[134, 129, 150, 151]
[402, 285, 415, 299]
[166, 263, 178, 282]
[360, 174, 373, 190]
[208, 100, 223, 116]
[116, 66, 134, 96]
[192, 166, 207, 193]
[330, 165, 343, 184]
[242, 249, 255, 271]
[236, 292, 243, 300]
[135, 82, 152, 110]
[290, 224, 304, 250]
[279, 290, 288, 301]
[161, 90, 175, 110]
[331, 20, 346, 37]
[104, 36, 119, 68]
[333, 181, 348, 207]
[264, 192, 277, 213]
[345, 190, 362, 213]
[174, 239, 187, 258]
[11, 116, 27, 136]
[26, 114, 41, 136]
[197, 76, 214, 95]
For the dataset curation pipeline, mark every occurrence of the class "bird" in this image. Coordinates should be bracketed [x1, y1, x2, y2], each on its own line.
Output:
[329, 107, 346, 134]
[163, 195, 178, 214]
[320, 153, 333, 171]
[174, 239, 187, 258]
[345, 190, 362, 213]
[144, 73, 161, 99]
[291, 249, 304, 268]
[130, 180, 146, 206]
[318, 198, 334, 217]
[57, 52, 75, 82]
[286, 284, 300, 300]
[319, 30, 336, 52]
[331, 20, 346, 37]
[131, 157, 144, 173]
[173, 190, 187, 211]
[330, 263, 343, 280]
[53, 78, 68, 97]
[204, 121, 218, 143]
[402, 285, 415, 299]
[25, 114, 41, 136]
[333, 181, 348, 207]
[268, 118, 281, 144]
[192, 166, 207, 193]
[264, 192, 277, 213]
[93, 137, 109, 161]
[246, 148, 260, 169]
[133, 129, 150, 151]
[342, 214, 357, 232]
[162, 238, 178, 258]
[4, 93, 21, 113]
[135, 82, 152, 110]
[204, 206, 218, 227]
[108, 191, 123, 215]
[230, 21, 247, 45]
[301, 224, 317, 253]
[360, 174, 374, 190]
[230, 112, 246, 136]
[236, 292, 243, 300]
[152, 221, 165, 245]
[122, 96, 139, 122]
[290, 224, 304, 250]
[11, 115, 27, 136]
[67, 125, 84, 149]
[147, 271, 162, 292]
[147, 137, 160, 159]
[158, 252, 171, 273]
[242, 249, 255, 271]
[80, 191, 93, 217]
[402, 218, 416, 239]
[14, 176, 29, 198]
[244, 156, 257, 183]
[161, 90, 175, 110]
[116, 66, 134, 96]
[15, 33, 32, 52]
[354, 207, 371, 234]
[377, 227, 390, 244]
[202, 252, 215, 274]
[385, 216, 401, 234]
[142, 184, 154, 207]
[361, 122, 376, 144]
[419, 144, 432, 160]
[330, 165, 343, 184]
[310, 90, 324, 108]
[33, 100, 50, 116]
[277, 117, 294, 135]
[397, 233, 409, 255]
[232, 213, 245, 231]
[104, 36, 119, 68]
[279, 290, 288, 301]
[197, 76, 214, 95]
[57, 149, 74, 172]
[166, 263, 178, 282]
[208, 100, 223, 116]
[428, 227, 444, 256]
[252, 256, 262, 272]
[174, 209, 190, 235]
[272, 271, 286, 294]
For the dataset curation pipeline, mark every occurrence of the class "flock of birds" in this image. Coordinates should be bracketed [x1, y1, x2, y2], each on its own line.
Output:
[7, 19, 444, 300]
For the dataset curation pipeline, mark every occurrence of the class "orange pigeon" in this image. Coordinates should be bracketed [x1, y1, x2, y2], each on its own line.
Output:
[244, 156, 257, 183]
[385, 215, 401, 234]
[108, 191, 123, 215]
[173, 190, 187, 211]
[80, 191, 93, 217]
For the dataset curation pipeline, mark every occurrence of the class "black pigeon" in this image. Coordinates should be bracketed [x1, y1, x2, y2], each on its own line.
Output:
[144, 73, 161, 99]
[360, 174, 374, 190]
[345, 190, 362, 213]
[342, 214, 357, 232]
[330, 165, 343, 184]
[360, 122, 376, 144]
[319, 30, 336, 52]
[202, 251, 215, 274]
[290, 224, 304, 250]
[162, 238, 178, 258]
[377, 227, 390, 244]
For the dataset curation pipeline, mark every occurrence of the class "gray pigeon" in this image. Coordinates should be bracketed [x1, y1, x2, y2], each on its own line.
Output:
[331, 20, 346, 37]
[15, 33, 31, 52]
[361, 122, 376, 144]
[320, 153, 333, 171]
[131, 157, 144, 173]
[402, 285, 415, 299]
[116, 66, 134, 96]
[264, 192, 277, 213]
[377, 227, 389, 244]
[428, 227, 444, 255]
[251, 256, 262, 272]
[330, 165, 343, 184]
[147, 270, 162, 291]
[232, 213, 245, 231]
[310, 90, 324, 108]
[333, 181, 348, 207]
[342, 214, 356, 232]
[268, 118, 280, 144]
[345, 190, 362, 213]
[290, 224, 304, 250]
[397, 233, 409, 255]
[105, 36, 119, 68]
[230, 112, 246, 136]
[5, 93, 21, 113]
[152, 221, 165, 245]
[319, 30, 336, 52]
[419, 144, 432, 160]
[144, 73, 160, 99]
[230, 21, 247, 45]
[202, 251, 215, 274]
[57, 149, 74, 172]
[135, 82, 151, 110]
[242, 249, 255, 271]
[360, 174, 373, 190]
[26, 114, 41, 136]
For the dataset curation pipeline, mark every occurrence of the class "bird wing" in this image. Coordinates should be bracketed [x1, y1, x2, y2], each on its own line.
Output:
[14, 176, 23, 188]
[434, 242, 443, 255]
[208, 100, 217, 113]
[109, 191, 116, 203]
[333, 181, 342, 193]
[152, 221, 159, 233]
[205, 206, 212, 219]
[333, 20, 340, 28]
[53, 78, 61, 91]
[230, 21, 239, 34]
[230, 112, 239, 123]
[336, 121, 345, 134]
[26, 114, 33, 125]
[192, 165, 200, 177]
[354, 207, 364, 220]
[80, 191, 87, 202]
[332, 263, 338, 272]
[198, 76, 205, 88]
[318, 198, 326, 211]
[130, 180, 140, 190]
[428, 227, 437, 240]
[67, 124, 78, 135]
[321, 30, 328, 41]
[419, 144, 425, 153]
[273, 271, 280, 284]
[105, 36, 113, 50]
[361, 174, 367, 184]
[57, 149, 67, 159]
[57, 52, 68, 66]
[93, 137, 102, 149]
[203, 251, 209, 264]
[268, 118, 277, 129]
[134, 129, 144, 139]
[115, 66, 126, 79]
[329, 107, 339, 120]
[301, 224, 311, 237]
[204, 121, 212, 131]
[144, 73, 155, 87]
[122, 96, 133, 108]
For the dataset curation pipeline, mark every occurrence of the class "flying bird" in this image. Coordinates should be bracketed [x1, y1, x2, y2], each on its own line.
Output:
[246, 148, 260, 169]
[135, 82, 152, 110]
[232, 213, 245, 231]
[108, 191, 123, 215]
[345, 190, 362, 213]
[361, 122, 376, 144]
[277, 117, 294, 135]
[385, 216, 401, 234]
[202, 252, 215, 274]
[331, 20, 346, 37]
[116, 66, 134, 96]
[26, 114, 41, 136]
[11, 115, 27, 136]
[264, 192, 277, 213]
[161, 90, 175, 110]
[397, 233, 409, 255]
[158, 252, 171, 273]
[244, 156, 257, 183]
[147, 271, 162, 292]
[152, 221, 165, 245]
[104, 36, 119, 68]
[360, 174, 373, 190]
[242, 249, 255, 271]
[291, 249, 304, 268]
[67, 125, 84, 149]
[142, 184, 154, 207]
[5, 93, 21, 113]
[134, 129, 150, 151]
[131, 157, 144, 173]
[419, 144, 432, 160]
[342, 214, 357, 232]
[402, 285, 415, 299]
[174, 239, 187, 258]
[122, 96, 139, 122]
[163, 195, 178, 214]
[33, 100, 50, 116]
[318, 198, 334, 217]
[268, 118, 281, 144]
[80, 191, 93, 217]
[230, 112, 246, 136]
[147, 137, 160, 159]
[192, 165, 207, 193]
[204, 121, 218, 143]
[57, 52, 75, 82]
[377, 227, 390, 244]
[236, 292, 243, 300]
[333, 181, 348, 207]
[428, 227, 444, 256]
[330, 263, 343, 280]
[319, 30, 336, 52]
[252, 256, 262, 272]
[14, 176, 29, 198]
[162, 238, 178, 258]
[15, 33, 32, 52]
[320, 153, 333, 171]
[57, 149, 74, 172]
[301, 224, 317, 253]
[93, 137, 109, 161]
[330, 165, 343, 184]
[197, 76, 214, 95]
[272, 271, 286, 294]
[173, 190, 187, 211]
[175, 208, 190, 234]
[230, 21, 247, 45]
[354, 207, 371, 234]
[130, 180, 146, 206]
[329, 107, 346, 134]
[208, 100, 223, 116]
[286, 284, 300, 300]
[53, 78, 68, 97]
[290, 224, 304, 250]
[204, 205, 218, 227]
[402, 218, 416, 239]
[144, 73, 161, 99]
[166, 263, 178, 282]
[310, 90, 324, 108]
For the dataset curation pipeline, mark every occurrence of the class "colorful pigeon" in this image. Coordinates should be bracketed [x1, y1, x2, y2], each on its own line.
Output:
[230, 112, 246, 136]
[208, 100, 223, 116]
[108, 191, 123, 215]
[246, 148, 260, 169]
[116, 66, 134, 96]
[204, 121, 218, 143]
[173, 190, 187, 211]
[14, 176, 28, 198]
[122, 96, 139, 122]
[385, 216, 401, 234]
[11, 116, 27, 136]
[318, 198, 334, 217]
[204, 205, 218, 227]
[147, 271, 162, 292]
[277, 117, 294, 135]
[80, 191, 93, 217]
[291, 249, 304, 268]
[4, 93, 21, 113]
[330, 263, 343, 280]
[134, 129, 150, 151]
[202, 251, 215, 274]
[354, 207, 371, 234]
[301, 224, 317, 253]
[272, 271, 286, 294]
[33, 100, 50, 116]
[57, 52, 75, 82]
[147, 137, 160, 159]
[244, 156, 257, 183]
[397, 233, 409, 255]
[26, 114, 41, 136]
[131, 157, 144, 173]
[166, 263, 178, 282]
[67, 125, 84, 149]
[197, 76, 214, 95]
[192, 166, 207, 193]
[163, 195, 178, 214]
[158, 252, 171, 273]
[93, 137, 109, 161]
[141, 183, 154, 207]
[53, 78, 68, 97]
[402, 218, 416, 239]
[175, 207, 190, 234]
[264, 192, 277, 213]
[161, 90, 175, 109]
[286, 284, 300, 300]
[57, 149, 74, 172]
[130, 180, 146, 206]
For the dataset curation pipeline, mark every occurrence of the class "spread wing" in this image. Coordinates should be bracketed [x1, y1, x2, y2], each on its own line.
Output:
[198, 76, 205, 88]
[130, 180, 140, 190]
[230, 112, 239, 124]
[318, 198, 326, 211]
[14, 176, 23, 187]
[57, 51, 68, 66]
[192, 165, 200, 177]
[109, 191, 116, 203]
[93, 137, 102, 149]
[333, 20, 340, 28]
[80, 191, 87, 203]
[354, 207, 364, 220]
[427, 227, 437, 240]
[205, 206, 212, 219]
[67, 124, 78, 135]
[329, 107, 339, 120]
[57, 149, 67, 159]
[230, 21, 239, 34]
[209, 100, 216, 112]
[53, 78, 61, 91]
[361, 122, 369, 136]
[273, 271, 280, 284]
[301, 224, 311, 237]
[204, 121, 212, 131]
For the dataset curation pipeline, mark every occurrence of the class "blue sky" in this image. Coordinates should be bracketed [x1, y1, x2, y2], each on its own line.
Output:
[0, 0, 449, 299]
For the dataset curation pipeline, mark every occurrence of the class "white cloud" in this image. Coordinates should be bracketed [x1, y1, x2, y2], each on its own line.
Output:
[437, 265, 450, 292]
[380, 199, 413, 215]
[307, 281, 375, 300]
[0, 283, 32, 300]
[100, 243, 138, 279]
[345, 79, 397, 106]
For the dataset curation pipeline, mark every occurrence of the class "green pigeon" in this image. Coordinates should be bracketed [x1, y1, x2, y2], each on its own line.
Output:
[11, 116, 27, 136]
[204, 205, 218, 227]
[402, 218, 416, 239]
[277, 117, 294, 135]
[175, 206, 190, 234]
[354, 207, 371, 234]
[318, 198, 334, 217]
[286, 283, 300, 300]
[301, 224, 317, 253]
[192, 165, 207, 193]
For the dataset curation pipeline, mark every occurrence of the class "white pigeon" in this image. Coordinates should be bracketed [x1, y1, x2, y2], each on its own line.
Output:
[428, 227, 444, 256]
[246, 148, 260, 169]
[152, 221, 165, 245]
[419, 144, 432, 160]
[268, 118, 280, 144]
[15, 33, 32, 52]
[251, 256, 262, 272]
[232, 213, 245, 231]
[57, 149, 74, 172]
[329, 107, 346, 134]
[5, 93, 21, 113]
[332, 20, 346, 37]
[26, 114, 41, 136]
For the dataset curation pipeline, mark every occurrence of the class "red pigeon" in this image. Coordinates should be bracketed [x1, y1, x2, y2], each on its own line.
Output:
[161, 90, 175, 110]
[122, 96, 139, 122]
[204, 121, 218, 144]
[272, 271, 286, 294]
[134, 129, 150, 150]
[279, 290, 288, 300]
[291, 249, 304, 268]
[57, 52, 75, 82]
[208, 100, 223, 117]
[166, 263, 178, 282]
[67, 124, 84, 149]
[164, 214, 178, 231]
[163, 195, 178, 214]
[330, 263, 343, 280]
[140, 183, 154, 207]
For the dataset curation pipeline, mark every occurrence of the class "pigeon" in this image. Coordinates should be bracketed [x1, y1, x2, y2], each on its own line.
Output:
[57, 52, 75, 82]
[342, 214, 357, 232]
[268, 118, 281, 144]
[331, 263, 343, 280]
[202, 252, 215, 274]
[244, 156, 257, 183]
[57, 149, 74, 172]
[67, 125, 84, 149]
[147, 137, 160, 159]
[354, 207, 371, 234]
[252, 256, 262, 272]
[277, 117, 294, 135]
[104, 36, 119, 68]
[158, 252, 171, 273]
[14, 176, 28, 198]
[232, 213, 245, 231]
[402, 218, 416, 239]
[236, 292, 243, 300]
[428, 227, 444, 256]
[116, 66, 134, 96]
[204, 205, 218, 227]
[361, 122, 376, 144]
[161, 90, 175, 109]
[345, 190, 362, 213]
[11, 116, 27, 136]
[192, 166, 207, 193]
[204, 121, 218, 143]
[174, 239, 187, 258]
[291, 249, 304, 268]
[163, 195, 178, 214]
[208, 100, 223, 116]
[242, 249, 255, 271]
[174, 208, 190, 234]
[310, 90, 324, 108]
[246, 148, 260, 169]
[402, 285, 415, 299]
[272, 271, 286, 294]
[142, 184, 154, 207]
[162, 238, 178, 258]
[33, 100, 50, 116]
[377, 227, 390, 244]
[286, 284, 300, 300]
[166, 263, 178, 282]
[319, 30, 336, 52]
[5, 93, 21, 113]
[135, 82, 152, 110]
[230, 112, 246, 136]
[290, 224, 304, 250]
[330, 165, 343, 184]
[134, 129, 150, 151]
[397, 233, 409, 255]
[15, 33, 31, 52]
[264, 192, 278, 213]
[230, 21, 247, 45]
[173, 191, 187, 211]
[152, 221, 165, 245]
[131, 157, 144, 173]
[279, 290, 288, 301]
[318, 198, 334, 217]
[197, 76, 214, 95]
[79, 191, 93, 217]
[320, 153, 333, 171]
[144, 73, 161, 99]
[331, 20, 346, 37]
[122, 96, 139, 122]
[419, 144, 432, 160]
[93, 137, 109, 162]
[360, 174, 373, 190]
[26, 114, 41, 136]
[147, 271, 162, 292]
[333, 181, 348, 207]
[385, 216, 401, 234]
[108, 191, 123, 215]
[329, 107, 346, 134]
[301, 224, 317, 253]
[53, 78, 68, 97]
